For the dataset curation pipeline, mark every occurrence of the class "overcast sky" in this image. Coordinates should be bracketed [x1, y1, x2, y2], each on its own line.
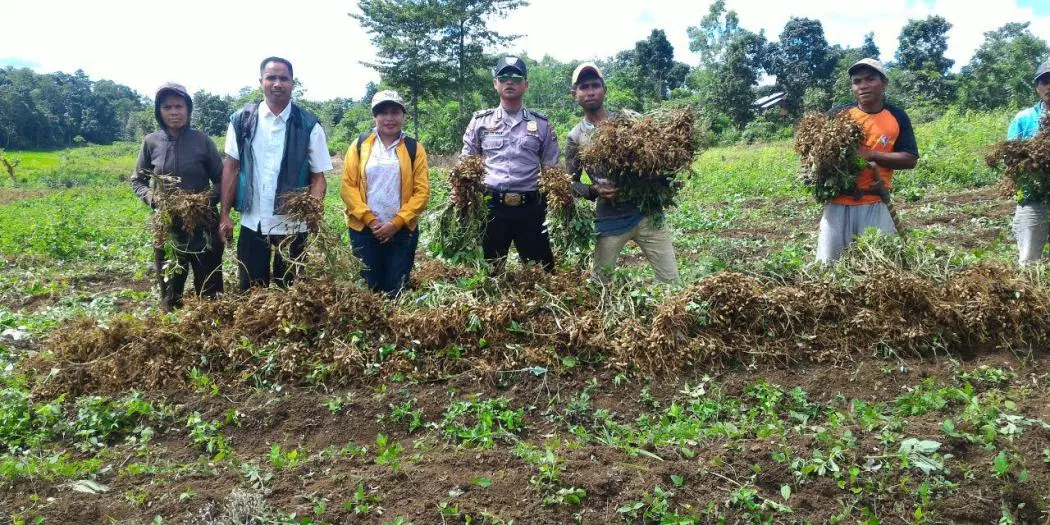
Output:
[2, 0, 1048, 101]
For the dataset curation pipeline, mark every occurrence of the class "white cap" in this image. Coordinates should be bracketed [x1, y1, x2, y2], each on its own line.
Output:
[571, 62, 604, 86]
[371, 90, 406, 113]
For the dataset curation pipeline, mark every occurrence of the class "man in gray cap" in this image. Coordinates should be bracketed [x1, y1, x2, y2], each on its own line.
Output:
[1006, 61, 1050, 264]
[131, 82, 225, 310]
[564, 62, 679, 283]
[460, 56, 559, 271]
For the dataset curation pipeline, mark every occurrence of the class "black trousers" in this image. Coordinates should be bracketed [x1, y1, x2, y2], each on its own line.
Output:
[482, 198, 554, 271]
[155, 227, 224, 310]
[236, 225, 306, 290]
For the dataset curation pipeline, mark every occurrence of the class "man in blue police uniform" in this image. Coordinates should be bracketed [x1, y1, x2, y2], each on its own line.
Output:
[1008, 61, 1050, 264]
[460, 56, 559, 271]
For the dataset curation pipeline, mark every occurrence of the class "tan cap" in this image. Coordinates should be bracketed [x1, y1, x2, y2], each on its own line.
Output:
[371, 90, 406, 113]
[571, 62, 604, 86]
[847, 58, 887, 79]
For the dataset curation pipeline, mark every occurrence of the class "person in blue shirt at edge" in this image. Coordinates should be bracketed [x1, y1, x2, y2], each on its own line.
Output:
[460, 56, 559, 272]
[1007, 61, 1050, 265]
[563, 62, 680, 284]
[218, 56, 333, 290]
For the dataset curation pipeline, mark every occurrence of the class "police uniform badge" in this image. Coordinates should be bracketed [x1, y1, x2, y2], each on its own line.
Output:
[527, 120, 538, 132]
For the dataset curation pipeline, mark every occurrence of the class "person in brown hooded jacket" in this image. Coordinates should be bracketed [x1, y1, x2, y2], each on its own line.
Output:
[130, 82, 224, 310]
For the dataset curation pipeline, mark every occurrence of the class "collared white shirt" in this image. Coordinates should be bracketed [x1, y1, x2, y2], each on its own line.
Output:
[364, 130, 403, 224]
[224, 101, 333, 235]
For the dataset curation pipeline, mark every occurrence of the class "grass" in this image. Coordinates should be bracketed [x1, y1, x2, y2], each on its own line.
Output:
[2, 143, 139, 188]
[1, 108, 1049, 523]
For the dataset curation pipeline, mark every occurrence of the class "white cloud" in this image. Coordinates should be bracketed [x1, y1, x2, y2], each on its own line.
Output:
[2, 0, 1048, 101]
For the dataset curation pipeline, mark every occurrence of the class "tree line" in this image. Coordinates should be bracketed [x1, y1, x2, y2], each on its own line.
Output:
[2, 1, 1047, 154]
[355, 0, 1050, 149]
[0, 68, 144, 149]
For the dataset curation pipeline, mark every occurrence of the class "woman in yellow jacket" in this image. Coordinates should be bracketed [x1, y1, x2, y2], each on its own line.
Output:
[341, 90, 429, 296]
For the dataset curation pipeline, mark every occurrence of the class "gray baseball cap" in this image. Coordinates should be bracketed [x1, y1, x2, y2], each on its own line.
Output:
[1035, 62, 1050, 83]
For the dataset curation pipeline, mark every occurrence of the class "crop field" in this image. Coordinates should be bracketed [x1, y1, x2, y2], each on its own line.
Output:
[3, 109, 1050, 524]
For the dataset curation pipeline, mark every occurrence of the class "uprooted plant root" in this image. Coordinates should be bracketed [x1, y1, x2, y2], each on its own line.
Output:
[986, 113, 1050, 203]
[794, 111, 868, 203]
[29, 260, 1050, 397]
[436, 155, 488, 258]
[145, 172, 218, 247]
[577, 107, 700, 225]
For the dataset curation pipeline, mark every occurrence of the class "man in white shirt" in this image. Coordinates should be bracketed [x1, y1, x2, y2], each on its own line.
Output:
[219, 56, 332, 289]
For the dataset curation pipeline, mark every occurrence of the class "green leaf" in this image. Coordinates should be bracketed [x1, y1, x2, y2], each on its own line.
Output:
[670, 474, 684, 487]
[470, 475, 492, 488]
[781, 484, 792, 501]
[898, 438, 944, 474]
[994, 450, 1009, 476]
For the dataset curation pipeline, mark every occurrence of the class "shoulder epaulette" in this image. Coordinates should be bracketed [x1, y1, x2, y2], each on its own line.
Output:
[473, 108, 496, 118]
[526, 109, 549, 121]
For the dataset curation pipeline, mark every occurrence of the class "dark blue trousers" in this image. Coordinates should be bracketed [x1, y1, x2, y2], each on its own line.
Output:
[348, 227, 419, 296]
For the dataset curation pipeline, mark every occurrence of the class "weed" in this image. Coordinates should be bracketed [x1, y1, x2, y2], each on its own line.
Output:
[375, 433, 403, 471]
[440, 395, 526, 448]
[344, 482, 383, 515]
[185, 412, 231, 460]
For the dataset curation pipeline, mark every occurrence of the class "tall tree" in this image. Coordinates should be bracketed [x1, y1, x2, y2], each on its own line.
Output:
[708, 31, 768, 126]
[687, 0, 742, 66]
[860, 32, 880, 60]
[598, 50, 643, 111]
[896, 16, 953, 73]
[192, 90, 232, 136]
[602, 49, 646, 111]
[435, 0, 526, 122]
[686, 2, 770, 127]
[770, 17, 835, 116]
[958, 22, 1050, 110]
[893, 15, 955, 105]
[353, 0, 452, 137]
[633, 29, 676, 102]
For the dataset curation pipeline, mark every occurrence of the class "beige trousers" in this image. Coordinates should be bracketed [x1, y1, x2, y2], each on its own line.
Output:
[593, 217, 680, 283]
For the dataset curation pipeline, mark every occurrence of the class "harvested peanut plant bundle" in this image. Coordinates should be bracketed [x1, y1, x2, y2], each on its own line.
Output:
[541, 166, 594, 265]
[145, 172, 218, 248]
[578, 107, 699, 226]
[985, 114, 1050, 203]
[794, 112, 868, 203]
[276, 190, 361, 281]
[436, 155, 488, 259]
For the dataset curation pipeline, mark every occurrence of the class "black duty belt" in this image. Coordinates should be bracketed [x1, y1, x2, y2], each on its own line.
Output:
[487, 189, 541, 207]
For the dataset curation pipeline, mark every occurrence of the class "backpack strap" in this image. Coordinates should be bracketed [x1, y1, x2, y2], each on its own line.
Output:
[355, 131, 371, 159]
[357, 131, 418, 169]
[404, 136, 417, 166]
